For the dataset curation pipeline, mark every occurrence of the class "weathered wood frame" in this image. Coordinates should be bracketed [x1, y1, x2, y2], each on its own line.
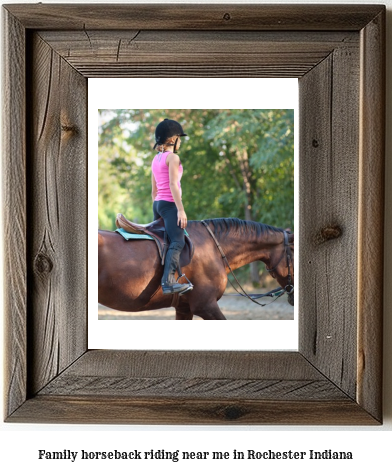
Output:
[2, 4, 385, 424]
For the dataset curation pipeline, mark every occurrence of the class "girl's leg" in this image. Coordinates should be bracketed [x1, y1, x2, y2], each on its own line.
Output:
[157, 201, 184, 246]
[152, 201, 160, 221]
[155, 201, 192, 294]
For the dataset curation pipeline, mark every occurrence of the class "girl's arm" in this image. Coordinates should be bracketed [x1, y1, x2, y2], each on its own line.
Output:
[151, 173, 158, 202]
[167, 153, 187, 229]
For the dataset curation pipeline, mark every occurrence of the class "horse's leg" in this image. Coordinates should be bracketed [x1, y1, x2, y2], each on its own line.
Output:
[192, 301, 226, 320]
[175, 300, 193, 320]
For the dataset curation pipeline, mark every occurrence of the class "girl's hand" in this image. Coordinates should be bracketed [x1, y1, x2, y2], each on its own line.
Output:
[177, 209, 187, 229]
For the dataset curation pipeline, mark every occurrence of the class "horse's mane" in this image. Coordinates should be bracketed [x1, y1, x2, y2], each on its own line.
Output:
[200, 217, 284, 240]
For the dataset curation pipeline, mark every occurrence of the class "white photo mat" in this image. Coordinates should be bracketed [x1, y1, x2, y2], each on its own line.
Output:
[89, 78, 298, 350]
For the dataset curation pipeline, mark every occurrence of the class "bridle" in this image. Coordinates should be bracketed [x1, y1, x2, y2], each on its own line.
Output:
[265, 230, 294, 296]
[201, 221, 294, 307]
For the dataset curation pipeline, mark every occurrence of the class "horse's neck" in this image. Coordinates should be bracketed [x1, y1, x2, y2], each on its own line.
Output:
[220, 225, 283, 271]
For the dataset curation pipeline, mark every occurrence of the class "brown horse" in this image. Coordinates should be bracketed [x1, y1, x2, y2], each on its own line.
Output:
[98, 218, 294, 320]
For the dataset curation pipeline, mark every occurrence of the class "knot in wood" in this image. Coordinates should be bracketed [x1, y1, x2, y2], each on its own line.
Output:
[312, 139, 319, 148]
[34, 252, 53, 274]
[61, 124, 78, 134]
[223, 405, 244, 420]
[223, 13, 231, 21]
[314, 225, 342, 245]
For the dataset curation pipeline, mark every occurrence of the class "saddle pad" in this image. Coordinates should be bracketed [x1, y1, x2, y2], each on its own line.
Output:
[116, 228, 154, 241]
[116, 225, 193, 267]
[116, 227, 189, 240]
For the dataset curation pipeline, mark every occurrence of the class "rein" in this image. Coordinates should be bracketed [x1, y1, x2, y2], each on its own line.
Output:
[201, 220, 293, 307]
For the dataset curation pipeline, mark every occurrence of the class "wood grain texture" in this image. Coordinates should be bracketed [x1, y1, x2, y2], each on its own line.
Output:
[38, 351, 346, 401]
[39, 377, 347, 401]
[38, 30, 358, 78]
[4, 4, 384, 31]
[2, 4, 385, 425]
[9, 396, 378, 425]
[299, 41, 360, 399]
[27, 33, 87, 395]
[2, 9, 27, 419]
[357, 9, 385, 422]
[54, 351, 324, 379]
[8, 351, 377, 424]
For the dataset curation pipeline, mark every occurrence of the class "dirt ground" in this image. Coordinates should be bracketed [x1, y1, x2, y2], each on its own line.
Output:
[98, 287, 294, 320]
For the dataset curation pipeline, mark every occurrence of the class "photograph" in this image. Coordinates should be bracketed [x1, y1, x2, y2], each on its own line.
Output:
[98, 109, 295, 321]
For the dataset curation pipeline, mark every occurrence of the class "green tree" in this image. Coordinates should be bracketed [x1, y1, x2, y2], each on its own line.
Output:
[204, 109, 294, 282]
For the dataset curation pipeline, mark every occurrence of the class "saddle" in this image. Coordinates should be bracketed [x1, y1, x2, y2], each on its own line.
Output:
[115, 213, 194, 268]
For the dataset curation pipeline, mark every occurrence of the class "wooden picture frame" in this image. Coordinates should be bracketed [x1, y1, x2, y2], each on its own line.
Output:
[3, 4, 385, 424]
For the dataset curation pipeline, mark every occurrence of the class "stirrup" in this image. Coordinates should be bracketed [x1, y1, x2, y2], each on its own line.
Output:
[176, 273, 193, 295]
[162, 281, 191, 295]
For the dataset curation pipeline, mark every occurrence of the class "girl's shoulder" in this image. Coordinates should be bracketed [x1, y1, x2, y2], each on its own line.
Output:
[166, 153, 180, 165]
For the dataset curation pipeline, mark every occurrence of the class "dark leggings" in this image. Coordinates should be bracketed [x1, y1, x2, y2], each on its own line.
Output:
[153, 200, 185, 283]
[153, 200, 185, 247]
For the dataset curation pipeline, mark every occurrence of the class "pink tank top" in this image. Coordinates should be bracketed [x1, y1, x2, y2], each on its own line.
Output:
[151, 151, 183, 202]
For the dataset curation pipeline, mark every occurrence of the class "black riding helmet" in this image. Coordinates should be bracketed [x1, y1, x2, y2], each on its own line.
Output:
[153, 118, 187, 150]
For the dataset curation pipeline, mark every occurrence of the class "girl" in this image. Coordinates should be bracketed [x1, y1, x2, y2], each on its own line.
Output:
[151, 119, 193, 295]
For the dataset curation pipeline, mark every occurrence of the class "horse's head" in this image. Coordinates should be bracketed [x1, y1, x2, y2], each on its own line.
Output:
[266, 230, 294, 306]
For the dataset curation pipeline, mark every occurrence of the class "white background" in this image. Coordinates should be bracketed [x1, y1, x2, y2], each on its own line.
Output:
[89, 77, 298, 351]
[1, 0, 391, 473]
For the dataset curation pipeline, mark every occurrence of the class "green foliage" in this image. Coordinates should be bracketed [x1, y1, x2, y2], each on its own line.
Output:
[98, 109, 294, 233]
